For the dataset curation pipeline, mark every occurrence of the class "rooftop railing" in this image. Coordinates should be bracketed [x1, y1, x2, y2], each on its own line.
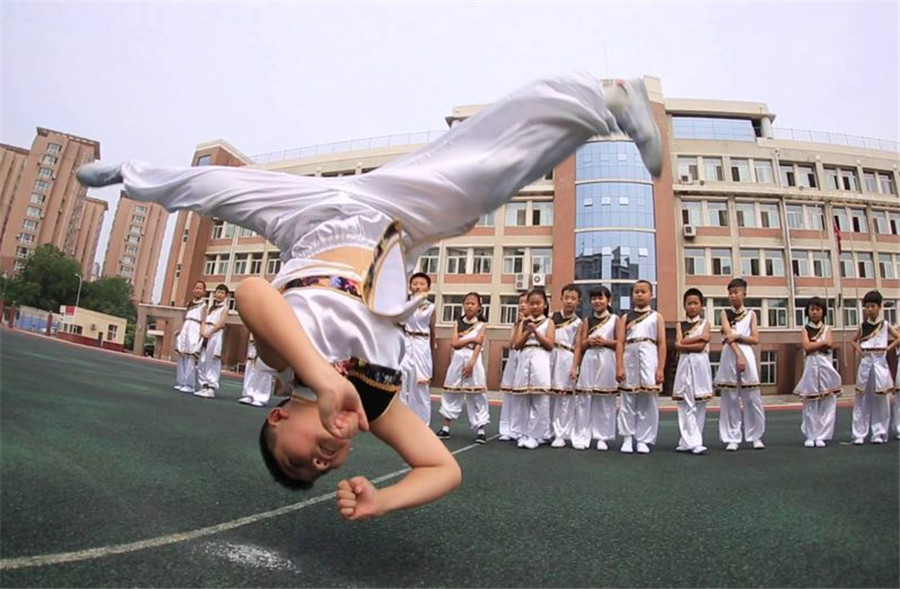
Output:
[772, 127, 899, 153]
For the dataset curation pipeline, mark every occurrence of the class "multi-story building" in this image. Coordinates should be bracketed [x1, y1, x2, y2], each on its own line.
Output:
[0, 127, 101, 276]
[103, 192, 168, 303]
[148, 77, 898, 393]
[73, 197, 108, 280]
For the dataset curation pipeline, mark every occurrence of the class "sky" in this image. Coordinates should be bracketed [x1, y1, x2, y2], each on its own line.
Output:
[2, 1, 898, 303]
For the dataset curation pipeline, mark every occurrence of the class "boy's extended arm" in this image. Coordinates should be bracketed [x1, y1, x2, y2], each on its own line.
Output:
[337, 401, 462, 521]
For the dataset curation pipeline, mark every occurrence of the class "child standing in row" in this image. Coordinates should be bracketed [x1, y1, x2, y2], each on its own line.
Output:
[549, 285, 583, 449]
[173, 280, 207, 394]
[512, 288, 555, 450]
[673, 288, 712, 455]
[401, 272, 436, 425]
[437, 292, 489, 444]
[498, 293, 528, 442]
[239, 334, 275, 407]
[573, 286, 618, 451]
[852, 290, 899, 445]
[793, 297, 842, 447]
[195, 284, 229, 399]
[715, 278, 766, 451]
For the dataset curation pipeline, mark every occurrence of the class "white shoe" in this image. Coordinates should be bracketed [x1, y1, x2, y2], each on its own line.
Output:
[871, 436, 886, 445]
[551, 438, 566, 448]
[620, 436, 634, 454]
[76, 161, 124, 187]
[572, 442, 587, 450]
[517, 437, 527, 448]
[675, 445, 691, 453]
[636, 442, 650, 454]
[238, 397, 253, 405]
[607, 79, 663, 177]
[691, 445, 708, 455]
[173, 385, 182, 391]
[804, 439, 815, 448]
[524, 437, 539, 450]
[250, 400, 266, 407]
[853, 437, 865, 445]
[814, 440, 826, 448]
[178, 386, 195, 394]
[725, 443, 739, 451]
[753, 440, 765, 450]
[498, 434, 511, 442]
[193, 388, 215, 399]
[595, 440, 608, 451]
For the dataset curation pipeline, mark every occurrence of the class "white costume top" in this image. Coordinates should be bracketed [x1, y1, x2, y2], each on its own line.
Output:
[794, 323, 842, 399]
[575, 312, 618, 394]
[550, 312, 582, 393]
[621, 308, 661, 393]
[512, 315, 553, 393]
[175, 299, 206, 356]
[673, 318, 713, 401]
[204, 303, 228, 358]
[714, 307, 760, 391]
[856, 319, 893, 394]
[404, 301, 435, 384]
[443, 317, 486, 392]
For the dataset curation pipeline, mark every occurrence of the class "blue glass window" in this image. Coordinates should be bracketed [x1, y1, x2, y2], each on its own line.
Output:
[574, 231, 656, 282]
[672, 117, 757, 141]
[575, 183, 655, 229]
[576, 141, 651, 181]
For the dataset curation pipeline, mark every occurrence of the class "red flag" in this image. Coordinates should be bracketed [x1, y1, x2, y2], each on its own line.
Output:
[833, 216, 843, 254]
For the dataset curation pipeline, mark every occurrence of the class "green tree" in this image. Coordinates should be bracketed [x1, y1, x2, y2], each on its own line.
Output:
[80, 277, 137, 322]
[15, 244, 82, 311]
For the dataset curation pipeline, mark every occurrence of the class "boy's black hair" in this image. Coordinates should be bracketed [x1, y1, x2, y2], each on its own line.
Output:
[527, 287, 549, 309]
[259, 398, 314, 491]
[560, 283, 582, 299]
[632, 279, 653, 293]
[215, 283, 230, 294]
[862, 290, 883, 306]
[409, 272, 432, 288]
[683, 288, 705, 305]
[727, 277, 748, 291]
[588, 285, 613, 312]
[805, 296, 827, 317]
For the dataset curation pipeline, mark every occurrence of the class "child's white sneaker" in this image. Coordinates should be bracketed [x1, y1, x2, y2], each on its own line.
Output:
[76, 161, 124, 187]
[193, 388, 215, 399]
[551, 438, 566, 448]
[725, 442, 739, 451]
[691, 445, 708, 455]
[804, 439, 815, 448]
[572, 441, 588, 450]
[636, 442, 650, 454]
[595, 440, 608, 451]
[752, 440, 765, 450]
[814, 440, 826, 448]
[523, 436, 539, 450]
[871, 435, 886, 445]
[620, 436, 634, 454]
[498, 434, 512, 441]
[607, 79, 663, 177]
[852, 437, 864, 445]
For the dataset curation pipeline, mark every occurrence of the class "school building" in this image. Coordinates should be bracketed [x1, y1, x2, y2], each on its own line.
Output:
[140, 77, 900, 394]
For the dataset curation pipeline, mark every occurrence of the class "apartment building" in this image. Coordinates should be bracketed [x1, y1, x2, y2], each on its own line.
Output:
[103, 192, 168, 303]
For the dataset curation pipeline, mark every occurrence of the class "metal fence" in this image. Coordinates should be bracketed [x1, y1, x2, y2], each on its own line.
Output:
[773, 128, 899, 152]
[250, 130, 447, 165]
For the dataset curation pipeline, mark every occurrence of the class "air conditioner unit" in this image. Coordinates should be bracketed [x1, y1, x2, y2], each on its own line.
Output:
[514, 273, 529, 290]
[683, 225, 697, 238]
[680, 174, 694, 184]
[90, 323, 97, 331]
[532, 273, 546, 287]
[698, 179, 706, 186]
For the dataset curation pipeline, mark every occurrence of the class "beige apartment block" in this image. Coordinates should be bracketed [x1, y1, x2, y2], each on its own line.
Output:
[73, 197, 108, 279]
[0, 128, 100, 275]
[147, 78, 898, 394]
[103, 191, 168, 303]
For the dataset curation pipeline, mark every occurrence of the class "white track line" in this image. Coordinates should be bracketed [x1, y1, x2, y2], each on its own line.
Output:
[0, 436, 498, 571]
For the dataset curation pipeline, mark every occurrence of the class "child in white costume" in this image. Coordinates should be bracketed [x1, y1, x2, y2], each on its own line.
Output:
[851, 290, 900, 445]
[714, 278, 766, 451]
[549, 285, 584, 449]
[196, 284, 229, 399]
[173, 281, 208, 394]
[400, 272, 436, 425]
[672, 288, 713, 455]
[498, 293, 529, 441]
[615, 280, 666, 455]
[573, 286, 618, 451]
[437, 292, 489, 444]
[78, 73, 663, 506]
[240, 335, 275, 407]
[512, 289, 556, 449]
[793, 297, 842, 448]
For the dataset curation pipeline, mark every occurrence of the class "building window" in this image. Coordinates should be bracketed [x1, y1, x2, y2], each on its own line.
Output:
[34, 180, 50, 192]
[843, 299, 859, 327]
[878, 172, 896, 195]
[22, 219, 38, 231]
[107, 324, 118, 341]
[233, 253, 248, 275]
[239, 226, 256, 238]
[702, 157, 724, 181]
[134, 205, 146, 214]
[681, 201, 702, 226]
[884, 301, 898, 326]
[249, 252, 264, 275]
[505, 203, 527, 226]
[13, 261, 25, 271]
[531, 248, 553, 275]
[707, 201, 729, 227]
[204, 255, 216, 275]
[839, 253, 855, 278]
[500, 296, 520, 325]
[18, 233, 35, 244]
[500, 347, 511, 374]
[196, 155, 212, 166]
[872, 210, 891, 234]
[753, 160, 775, 184]
[765, 299, 788, 328]
[864, 171, 878, 193]
[182, 228, 190, 243]
[833, 208, 851, 232]
[759, 351, 777, 385]
[446, 248, 468, 274]
[758, 203, 780, 229]
[849, 209, 868, 233]
[812, 251, 832, 277]
[503, 248, 525, 274]
[47, 143, 61, 154]
[791, 251, 810, 277]
[672, 117, 756, 141]
[26, 206, 41, 219]
[711, 298, 731, 328]
[267, 256, 282, 275]
[211, 220, 227, 240]
[215, 254, 230, 275]
[730, 158, 752, 182]
[780, 164, 796, 187]
[677, 156, 699, 181]
[856, 252, 874, 278]
[785, 205, 804, 229]
[797, 165, 817, 188]
[740, 250, 761, 277]
[735, 202, 757, 228]
[472, 248, 493, 275]
[15, 246, 30, 259]
[441, 295, 464, 323]
[841, 169, 860, 192]
[763, 250, 785, 277]
[131, 215, 145, 225]
[879, 254, 895, 279]
[711, 249, 733, 275]
[532, 202, 554, 226]
[808, 205, 825, 230]
[126, 235, 140, 245]
[475, 211, 495, 227]
[889, 212, 900, 235]
[684, 248, 706, 275]
[416, 248, 440, 274]
[125, 245, 138, 255]
[122, 255, 135, 265]
[38, 168, 52, 178]
[174, 264, 181, 279]
[129, 225, 142, 236]
[42, 154, 57, 166]
[29, 193, 45, 205]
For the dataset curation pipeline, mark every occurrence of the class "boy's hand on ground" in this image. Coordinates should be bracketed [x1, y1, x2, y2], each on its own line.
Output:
[337, 477, 380, 521]
[317, 371, 369, 438]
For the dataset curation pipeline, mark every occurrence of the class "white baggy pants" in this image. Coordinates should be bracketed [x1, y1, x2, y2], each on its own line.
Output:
[439, 393, 490, 432]
[801, 396, 837, 442]
[677, 397, 708, 449]
[175, 355, 198, 391]
[718, 389, 766, 444]
[590, 396, 617, 442]
[617, 392, 659, 445]
[197, 346, 222, 392]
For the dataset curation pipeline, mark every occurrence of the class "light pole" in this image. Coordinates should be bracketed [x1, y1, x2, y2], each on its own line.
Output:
[74, 272, 83, 319]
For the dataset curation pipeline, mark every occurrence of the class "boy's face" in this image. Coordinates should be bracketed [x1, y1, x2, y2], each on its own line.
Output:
[528, 294, 546, 316]
[192, 283, 206, 299]
[632, 283, 652, 308]
[684, 295, 702, 318]
[591, 295, 608, 313]
[214, 289, 228, 303]
[409, 277, 430, 296]
[268, 401, 351, 484]
[561, 290, 580, 313]
[463, 297, 480, 318]
[518, 296, 529, 315]
[808, 305, 824, 323]
[728, 286, 746, 308]
[863, 302, 881, 321]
